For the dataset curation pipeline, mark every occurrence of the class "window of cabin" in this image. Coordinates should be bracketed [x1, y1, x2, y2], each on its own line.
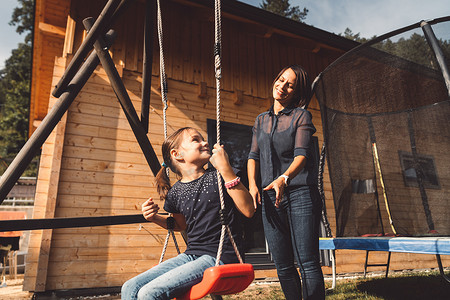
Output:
[398, 151, 440, 189]
[207, 119, 272, 268]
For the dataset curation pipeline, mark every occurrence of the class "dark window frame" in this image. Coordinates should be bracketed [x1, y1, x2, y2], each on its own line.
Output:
[207, 119, 273, 268]
[398, 151, 440, 189]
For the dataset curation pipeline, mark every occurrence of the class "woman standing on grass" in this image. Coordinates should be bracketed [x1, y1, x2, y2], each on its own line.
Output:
[247, 65, 325, 299]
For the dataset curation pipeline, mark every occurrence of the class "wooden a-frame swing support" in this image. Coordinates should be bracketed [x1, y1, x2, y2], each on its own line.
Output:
[0, 0, 156, 232]
[0, 0, 160, 205]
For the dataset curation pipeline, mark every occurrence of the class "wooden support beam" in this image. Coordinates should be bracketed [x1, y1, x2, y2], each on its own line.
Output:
[233, 89, 244, 105]
[264, 28, 274, 38]
[312, 45, 322, 53]
[38, 22, 66, 37]
[84, 17, 161, 176]
[116, 63, 124, 78]
[63, 16, 76, 57]
[198, 81, 207, 98]
[34, 69, 69, 291]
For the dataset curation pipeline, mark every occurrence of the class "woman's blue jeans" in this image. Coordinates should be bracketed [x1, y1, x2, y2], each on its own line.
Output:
[121, 253, 218, 300]
[262, 185, 325, 300]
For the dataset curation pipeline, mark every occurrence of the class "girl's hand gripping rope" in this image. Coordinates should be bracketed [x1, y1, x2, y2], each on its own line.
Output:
[209, 143, 233, 178]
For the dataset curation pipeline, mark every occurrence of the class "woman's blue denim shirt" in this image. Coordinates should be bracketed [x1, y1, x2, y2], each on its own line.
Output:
[248, 105, 318, 188]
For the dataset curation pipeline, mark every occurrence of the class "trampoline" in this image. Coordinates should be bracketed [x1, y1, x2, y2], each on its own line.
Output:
[320, 237, 450, 287]
[313, 17, 450, 288]
[320, 237, 450, 255]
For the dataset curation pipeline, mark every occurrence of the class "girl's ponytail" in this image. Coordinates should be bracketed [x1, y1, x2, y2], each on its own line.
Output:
[155, 127, 191, 200]
[155, 164, 171, 200]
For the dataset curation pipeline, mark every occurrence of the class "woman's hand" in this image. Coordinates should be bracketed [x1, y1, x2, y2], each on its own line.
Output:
[142, 198, 160, 221]
[263, 177, 286, 208]
[209, 143, 232, 174]
[249, 185, 261, 209]
[247, 159, 260, 210]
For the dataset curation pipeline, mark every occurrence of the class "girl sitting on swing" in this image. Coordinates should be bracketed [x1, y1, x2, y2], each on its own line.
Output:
[121, 127, 255, 300]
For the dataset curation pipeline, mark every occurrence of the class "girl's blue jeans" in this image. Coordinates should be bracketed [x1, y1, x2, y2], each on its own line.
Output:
[262, 185, 325, 300]
[121, 253, 218, 300]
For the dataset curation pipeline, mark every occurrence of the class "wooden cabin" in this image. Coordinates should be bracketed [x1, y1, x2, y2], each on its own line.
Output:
[25, 0, 448, 294]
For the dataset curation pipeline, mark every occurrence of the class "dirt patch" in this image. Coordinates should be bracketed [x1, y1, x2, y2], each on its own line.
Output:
[0, 276, 282, 300]
[221, 281, 283, 299]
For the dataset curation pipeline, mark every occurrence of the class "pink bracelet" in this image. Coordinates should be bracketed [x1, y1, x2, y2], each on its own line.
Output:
[225, 177, 240, 189]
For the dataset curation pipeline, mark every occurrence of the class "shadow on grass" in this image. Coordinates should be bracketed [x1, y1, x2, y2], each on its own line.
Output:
[354, 273, 450, 300]
[224, 271, 450, 299]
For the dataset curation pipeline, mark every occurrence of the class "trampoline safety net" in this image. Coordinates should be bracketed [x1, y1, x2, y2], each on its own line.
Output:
[314, 19, 450, 237]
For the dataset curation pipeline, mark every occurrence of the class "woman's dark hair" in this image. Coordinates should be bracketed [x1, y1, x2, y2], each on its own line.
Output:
[272, 65, 312, 108]
[155, 127, 193, 200]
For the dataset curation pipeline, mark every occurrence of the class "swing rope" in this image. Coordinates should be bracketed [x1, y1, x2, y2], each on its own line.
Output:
[155, 0, 244, 269]
[156, 0, 180, 263]
[159, 216, 181, 264]
[213, 0, 244, 266]
[149, 1, 253, 298]
[156, 0, 169, 142]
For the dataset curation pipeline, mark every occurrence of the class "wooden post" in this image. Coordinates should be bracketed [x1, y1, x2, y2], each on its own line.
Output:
[84, 18, 161, 176]
[33, 101, 68, 291]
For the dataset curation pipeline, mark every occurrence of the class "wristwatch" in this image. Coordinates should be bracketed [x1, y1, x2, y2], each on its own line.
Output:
[279, 174, 290, 186]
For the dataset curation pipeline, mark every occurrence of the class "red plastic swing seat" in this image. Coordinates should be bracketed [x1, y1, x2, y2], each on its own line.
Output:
[176, 263, 255, 300]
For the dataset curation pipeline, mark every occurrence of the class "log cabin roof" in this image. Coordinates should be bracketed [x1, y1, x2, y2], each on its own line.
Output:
[29, 0, 359, 136]
[189, 0, 359, 51]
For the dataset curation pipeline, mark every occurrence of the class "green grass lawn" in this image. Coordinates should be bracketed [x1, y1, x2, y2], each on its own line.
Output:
[221, 270, 450, 299]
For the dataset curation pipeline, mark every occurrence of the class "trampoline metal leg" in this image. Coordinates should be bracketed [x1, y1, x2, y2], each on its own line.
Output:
[385, 251, 391, 278]
[364, 251, 391, 278]
[331, 250, 336, 289]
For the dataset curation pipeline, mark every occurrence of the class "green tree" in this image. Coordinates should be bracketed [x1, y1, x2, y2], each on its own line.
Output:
[10, 0, 35, 43]
[260, 0, 308, 22]
[374, 34, 450, 70]
[0, 0, 36, 176]
[342, 28, 450, 70]
[342, 28, 371, 44]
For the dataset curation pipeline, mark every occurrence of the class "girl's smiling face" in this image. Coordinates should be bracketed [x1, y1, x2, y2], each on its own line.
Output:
[272, 68, 297, 106]
[176, 129, 211, 165]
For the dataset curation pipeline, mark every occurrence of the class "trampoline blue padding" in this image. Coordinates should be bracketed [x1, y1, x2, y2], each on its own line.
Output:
[319, 237, 450, 255]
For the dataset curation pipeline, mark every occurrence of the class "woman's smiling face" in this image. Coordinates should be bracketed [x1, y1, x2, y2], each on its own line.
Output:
[272, 68, 297, 106]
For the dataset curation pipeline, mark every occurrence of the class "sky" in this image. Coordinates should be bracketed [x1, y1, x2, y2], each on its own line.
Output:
[1, 0, 24, 69]
[243, 0, 450, 38]
[1, 0, 450, 69]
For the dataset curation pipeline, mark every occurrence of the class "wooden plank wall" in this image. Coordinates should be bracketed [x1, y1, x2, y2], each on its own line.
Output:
[24, 57, 70, 291]
[30, 0, 69, 135]
[25, 0, 449, 292]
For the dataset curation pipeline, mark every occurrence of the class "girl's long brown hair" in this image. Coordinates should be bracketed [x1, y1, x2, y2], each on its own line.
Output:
[272, 65, 312, 108]
[155, 127, 192, 200]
